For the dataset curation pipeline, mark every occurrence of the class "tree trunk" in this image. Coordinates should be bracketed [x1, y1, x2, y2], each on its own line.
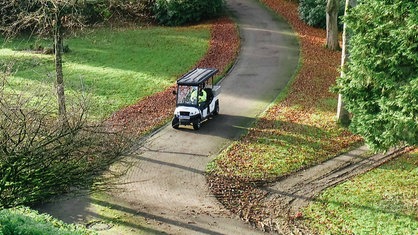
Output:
[326, 0, 340, 50]
[337, 94, 349, 125]
[337, 0, 357, 124]
[54, 11, 67, 125]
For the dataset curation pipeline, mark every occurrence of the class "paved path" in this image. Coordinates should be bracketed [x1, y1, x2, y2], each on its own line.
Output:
[38, 0, 299, 234]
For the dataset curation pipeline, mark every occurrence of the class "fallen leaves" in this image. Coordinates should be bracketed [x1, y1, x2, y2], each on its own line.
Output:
[207, 174, 270, 230]
[107, 16, 240, 135]
[196, 17, 240, 70]
[207, 0, 362, 233]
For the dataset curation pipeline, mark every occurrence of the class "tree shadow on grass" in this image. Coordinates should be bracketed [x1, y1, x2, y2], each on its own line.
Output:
[0, 28, 209, 117]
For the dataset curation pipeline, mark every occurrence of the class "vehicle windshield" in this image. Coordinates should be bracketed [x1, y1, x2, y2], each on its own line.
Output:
[177, 85, 198, 106]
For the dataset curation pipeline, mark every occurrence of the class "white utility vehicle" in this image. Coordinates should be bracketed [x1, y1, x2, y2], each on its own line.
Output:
[172, 68, 220, 130]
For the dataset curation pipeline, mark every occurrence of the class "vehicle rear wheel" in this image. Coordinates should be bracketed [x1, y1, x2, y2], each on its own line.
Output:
[213, 101, 219, 116]
[172, 117, 179, 129]
[193, 117, 201, 130]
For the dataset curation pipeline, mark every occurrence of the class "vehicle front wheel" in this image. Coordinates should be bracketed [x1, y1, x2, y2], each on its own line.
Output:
[193, 117, 201, 130]
[172, 117, 179, 129]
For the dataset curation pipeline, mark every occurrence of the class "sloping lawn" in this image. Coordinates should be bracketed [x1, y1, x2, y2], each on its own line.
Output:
[207, 0, 362, 181]
[207, 0, 417, 233]
[207, 102, 362, 180]
[0, 25, 210, 119]
[305, 150, 418, 235]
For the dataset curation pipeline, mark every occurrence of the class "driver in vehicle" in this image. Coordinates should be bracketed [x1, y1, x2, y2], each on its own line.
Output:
[172, 67, 219, 130]
[191, 84, 207, 105]
[198, 88, 207, 104]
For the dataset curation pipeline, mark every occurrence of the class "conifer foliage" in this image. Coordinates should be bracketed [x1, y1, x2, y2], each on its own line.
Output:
[336, 0, 418, 151]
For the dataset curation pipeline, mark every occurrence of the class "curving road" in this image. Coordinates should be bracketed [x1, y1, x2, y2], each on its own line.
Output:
[39, 0, 299, 234]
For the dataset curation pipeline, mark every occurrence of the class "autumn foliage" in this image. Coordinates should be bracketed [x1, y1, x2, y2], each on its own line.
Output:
[107, 16, 239, 135]
[108, 1, 363, 232]
[209, 0, 362, 180]
[207, 0, 362, 232]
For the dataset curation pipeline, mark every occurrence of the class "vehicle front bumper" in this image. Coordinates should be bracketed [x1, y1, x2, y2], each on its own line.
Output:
[177, 114, 200, 125]
[174, 106, 201, 125]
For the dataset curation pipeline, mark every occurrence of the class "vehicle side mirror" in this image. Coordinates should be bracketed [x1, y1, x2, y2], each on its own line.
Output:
[172, 90, 177, 95]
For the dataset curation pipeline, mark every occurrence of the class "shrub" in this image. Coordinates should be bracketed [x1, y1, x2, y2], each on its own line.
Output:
[81, 0, 155, 24]
[109, 0, 155, 23]
[0, 65, 130, 208]
[0, 1, 155, 36]
[336, 0, 418, 151]
[298, 0, 345, 30]
[0, 207, 94, 235]
[153, 0, 225, 26]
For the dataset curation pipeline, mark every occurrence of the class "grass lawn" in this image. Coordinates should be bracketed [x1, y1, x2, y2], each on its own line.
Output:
[305, 149, 418, 235]
[207, 99, 362, 180]
[207, 0, 417, 233]
[207, 8, 363, 181]
[0, 25, 210, 119]
[0, 207, 92, 235]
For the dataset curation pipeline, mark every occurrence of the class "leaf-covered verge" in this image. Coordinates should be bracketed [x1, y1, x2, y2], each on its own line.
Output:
[0, 207, 95, 235]
[207, 0, 417, 233]
[305, 149, 418, 235]
[107, 16, 239, 136]
[207, 0, 361, 230]
[207, 0, 361, 181]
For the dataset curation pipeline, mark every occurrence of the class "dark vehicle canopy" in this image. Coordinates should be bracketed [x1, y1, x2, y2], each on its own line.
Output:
[177, 68, 218, 86]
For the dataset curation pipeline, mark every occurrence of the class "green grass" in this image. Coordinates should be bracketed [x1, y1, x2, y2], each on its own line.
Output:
[0, 207, 94, 235]
[86, 193, 159, 235]
[1, 25, 210, 119]
[304, 150, 418, 235]
[208, 99, 362, 180]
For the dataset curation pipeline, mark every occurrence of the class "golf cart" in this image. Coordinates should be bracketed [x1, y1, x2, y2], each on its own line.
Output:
[172, 68, 220, 130]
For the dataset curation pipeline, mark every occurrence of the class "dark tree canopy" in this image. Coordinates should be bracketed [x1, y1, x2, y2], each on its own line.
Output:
[298, 0, 345, 30]
[0, 0, 83, 37]
[336, 0, 418, 151]
[0, 0, 154, 37]
[153, 0, 225, 26]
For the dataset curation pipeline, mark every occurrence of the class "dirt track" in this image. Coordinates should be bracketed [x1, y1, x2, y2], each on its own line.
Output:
[222, 146, 409, 234]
